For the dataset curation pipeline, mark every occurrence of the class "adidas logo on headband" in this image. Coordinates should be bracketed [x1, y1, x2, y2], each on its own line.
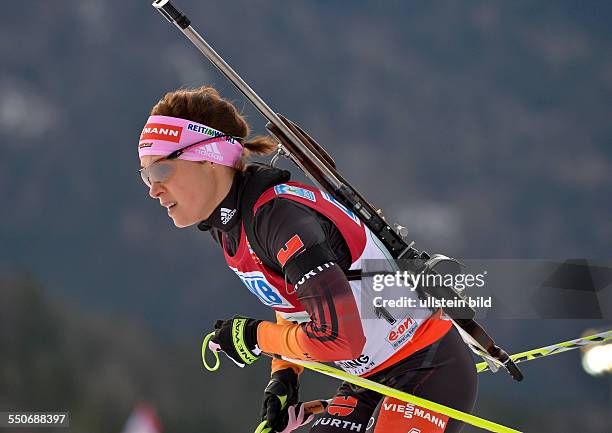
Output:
[220, 207, 236, 225]
[195, 142, 223, 161]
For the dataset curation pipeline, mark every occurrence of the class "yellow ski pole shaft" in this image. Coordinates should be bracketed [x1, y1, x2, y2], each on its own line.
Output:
[476, 329, 612, 373]
[275, 356, 521, 433]
[202, 332, 521, 433]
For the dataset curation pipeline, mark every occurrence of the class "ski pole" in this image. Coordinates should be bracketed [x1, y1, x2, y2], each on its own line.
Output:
[204, 329, 612, 374]
[202, 333, 521, 433]
[274, 356, 521, 433]
[476, 329, 612, 373]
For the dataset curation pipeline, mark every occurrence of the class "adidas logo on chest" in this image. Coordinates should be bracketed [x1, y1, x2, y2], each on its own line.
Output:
[220, 207, 236, 224]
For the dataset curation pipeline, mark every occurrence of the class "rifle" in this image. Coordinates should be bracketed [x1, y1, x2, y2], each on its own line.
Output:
[152, 0, 523, 381]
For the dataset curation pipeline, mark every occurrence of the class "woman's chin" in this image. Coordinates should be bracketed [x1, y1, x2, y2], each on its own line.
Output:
[168, 204, 212, 228]
[169, 211, 195, 228]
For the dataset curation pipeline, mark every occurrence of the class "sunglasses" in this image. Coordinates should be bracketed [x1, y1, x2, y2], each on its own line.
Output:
[139, 134, 240, 187]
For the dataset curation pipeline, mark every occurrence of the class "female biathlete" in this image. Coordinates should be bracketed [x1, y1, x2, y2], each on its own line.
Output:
[138, 86, 477, 433]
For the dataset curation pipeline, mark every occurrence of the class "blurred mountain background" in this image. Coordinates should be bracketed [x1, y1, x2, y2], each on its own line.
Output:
[1, 1, 610, 432]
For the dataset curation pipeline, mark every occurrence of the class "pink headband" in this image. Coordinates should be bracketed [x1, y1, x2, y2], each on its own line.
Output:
[138, 115, 243, 167]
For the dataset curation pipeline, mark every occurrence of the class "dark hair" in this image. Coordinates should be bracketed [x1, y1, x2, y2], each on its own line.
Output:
[149, 86, 277, 170]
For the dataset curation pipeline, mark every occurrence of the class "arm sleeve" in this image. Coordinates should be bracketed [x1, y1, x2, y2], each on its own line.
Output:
[253, 198, 365, 362]
[257, 262, 366, 361]
[270, 312, 305, 376]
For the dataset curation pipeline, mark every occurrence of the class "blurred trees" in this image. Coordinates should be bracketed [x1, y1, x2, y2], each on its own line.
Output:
[0, 272, 330, 432]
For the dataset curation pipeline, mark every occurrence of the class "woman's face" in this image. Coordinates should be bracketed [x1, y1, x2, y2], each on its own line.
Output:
[139, 155, 231, 228]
